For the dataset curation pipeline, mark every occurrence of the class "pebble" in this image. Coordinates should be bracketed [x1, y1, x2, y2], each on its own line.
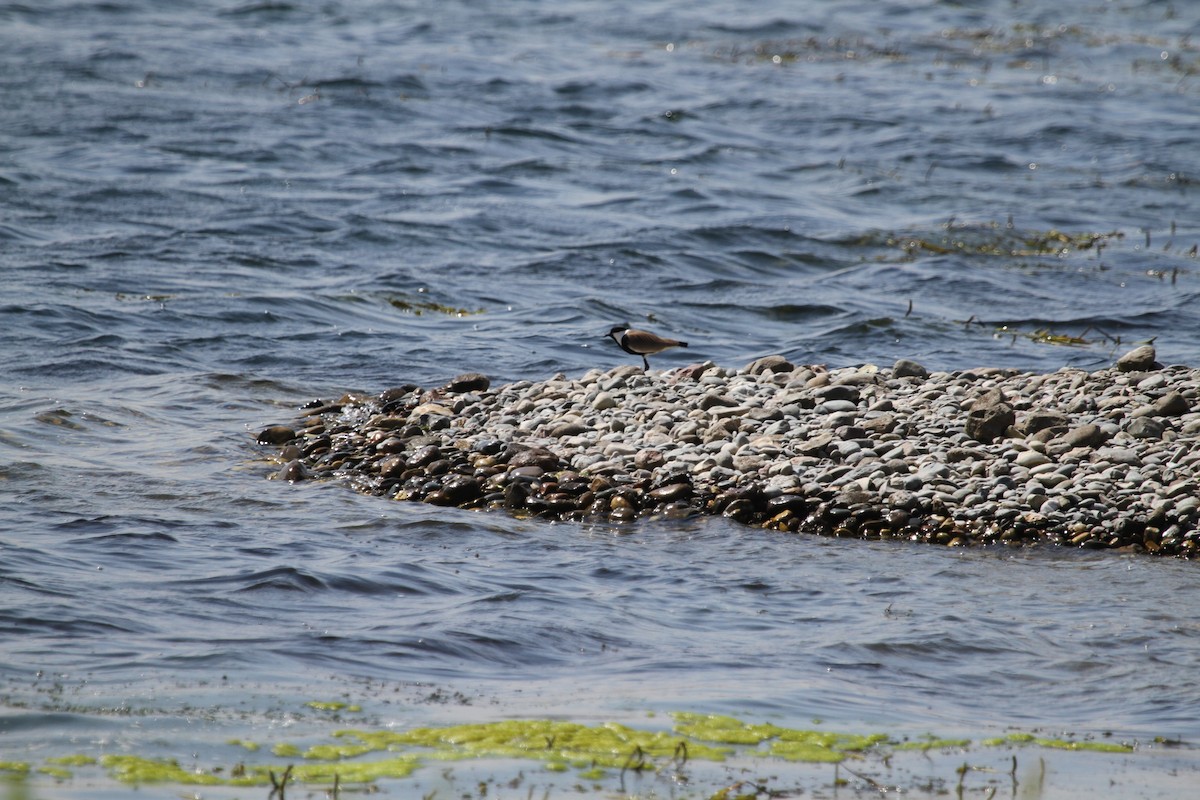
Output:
[257, 347, 1200, 558]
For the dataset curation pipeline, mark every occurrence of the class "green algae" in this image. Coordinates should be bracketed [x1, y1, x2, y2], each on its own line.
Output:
[43, 756, 95, 767]
[18, 712, 1160, 796]
[34, 756, 96, 782]
[894, 736, 973, 751]
[673, 713, 889, 763]
[275, 756, 420, 783]
[981, 732, 1134, 753]
[306, 700, 362, 713]
[333, 718, 732, 767]
[388, 296, 484, 317]
[301, 741, 375, 760]
[226, 738, 260, 752]
[886, 226, 1124, 261]
[99, 755, 224, 786]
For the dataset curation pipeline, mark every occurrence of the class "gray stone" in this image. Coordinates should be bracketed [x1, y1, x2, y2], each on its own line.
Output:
[1019, 409, 1070, 436]
[1116, 344, 1159, 372]
[816, 399, 858, 414]
[698, 392, 738, 410]
[892, 358, 929, 379]
[1127, 417, 1166, 440]
[1015, 450, 1052, 468]
[592, 392, 618, 410]
[744, 355, 794, 375]
[1061, 424, 1109, 448]
[549, 421, 590, 438]
[1153, 391, 1191, 417]
[965, 388, 1015, 443]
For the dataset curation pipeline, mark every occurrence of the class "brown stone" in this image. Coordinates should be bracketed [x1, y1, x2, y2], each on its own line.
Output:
[443, 372, 490, 393]
[257, 425, 296, 445]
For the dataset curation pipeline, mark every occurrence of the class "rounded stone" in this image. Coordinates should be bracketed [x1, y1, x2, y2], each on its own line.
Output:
[257, 426, 297, 445]
[892, 358, 928, 379]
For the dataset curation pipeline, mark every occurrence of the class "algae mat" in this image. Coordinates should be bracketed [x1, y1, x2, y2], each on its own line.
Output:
[3, 707, 1196, 799]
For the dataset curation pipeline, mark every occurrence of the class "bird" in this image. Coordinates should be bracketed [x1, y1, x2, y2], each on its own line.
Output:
[606, 325, 688, 371]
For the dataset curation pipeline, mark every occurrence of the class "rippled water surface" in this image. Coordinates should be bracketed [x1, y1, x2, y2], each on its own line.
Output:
[3, 0, 1200, 795]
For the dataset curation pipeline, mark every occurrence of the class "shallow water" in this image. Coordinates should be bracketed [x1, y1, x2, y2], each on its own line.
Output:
[2, 0, 1200, 794]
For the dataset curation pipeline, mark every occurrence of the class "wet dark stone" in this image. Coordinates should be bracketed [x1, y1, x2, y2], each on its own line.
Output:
[557, 478, 591, 495]
[425, 458, 452, 476]
[376, 436, 406, 454]
[276, 459, 308, 482]
[766, 494, 807, 515]
[407, 445, 442, 468]
[257, 426, 296, 445]
[380, 385, 420, 403]
[648, 483, 691, 503]
[378, 455, 407, 478]
[609, 505, 637, 521]
[301, 436, 331, 457]
[440, 475, 483, 505]
[503, 481, 530, 509]
[443, 372, 490, 394]
[722, 499, 758, 522]
[472, 439, 505, 456]
[301, 402, 342, 416]
[529, 493, 578, 515]
[509, 465, 544, 479]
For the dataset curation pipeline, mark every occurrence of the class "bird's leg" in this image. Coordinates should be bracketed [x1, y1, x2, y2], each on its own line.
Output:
[642, 355, 650, 371]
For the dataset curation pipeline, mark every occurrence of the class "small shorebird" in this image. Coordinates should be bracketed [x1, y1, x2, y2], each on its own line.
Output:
[607, 325, 688, 371]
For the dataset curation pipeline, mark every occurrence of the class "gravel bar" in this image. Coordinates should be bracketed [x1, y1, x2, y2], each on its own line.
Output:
[257, 344, 1200, 557]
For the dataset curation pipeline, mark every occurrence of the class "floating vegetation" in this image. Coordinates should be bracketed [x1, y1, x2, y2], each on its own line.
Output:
[885, 224, 1125, 260]
[113, 292, 177, 303]
[388, 294, 485, 317]
[12, 711, 1170, 797]
[305, 700, 362, 713]
[950, 316, 1131, 350]
[692, 19, 1200, 81]
[980, 732, 1134, 753]
[994, 325, 1103, 347]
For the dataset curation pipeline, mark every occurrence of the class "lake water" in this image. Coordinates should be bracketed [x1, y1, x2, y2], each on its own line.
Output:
[2, 0, 1199, 796]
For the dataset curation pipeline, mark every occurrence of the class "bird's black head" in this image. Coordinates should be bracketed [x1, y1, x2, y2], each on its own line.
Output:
[607, 325, 627, 339]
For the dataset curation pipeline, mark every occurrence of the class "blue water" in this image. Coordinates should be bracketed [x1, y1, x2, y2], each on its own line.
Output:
[2, 0, 1200, 794]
